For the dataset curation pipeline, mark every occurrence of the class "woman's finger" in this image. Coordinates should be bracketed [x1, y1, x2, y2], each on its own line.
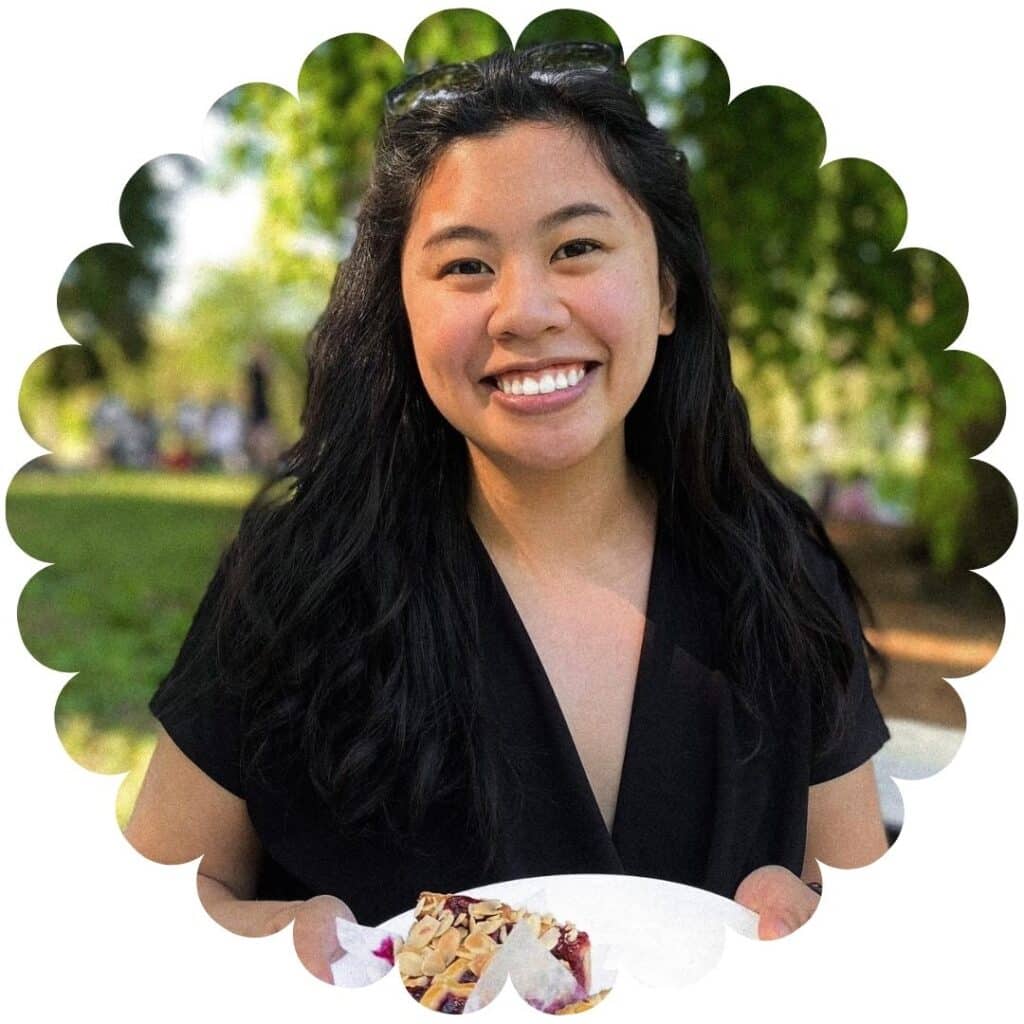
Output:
[734, 864, 820, 940]
[757, 909, 804, 940]
[293, 895, 355, 984]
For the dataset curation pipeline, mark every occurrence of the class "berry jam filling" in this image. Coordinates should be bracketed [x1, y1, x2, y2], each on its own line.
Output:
[551, 929, 589, 990]
[407, 985, 429, 1003]
[371, 936, 396, 965]
[438, 995, 468, 1014]
[442, 894, 478, 919]
[537, 986, 591, 1015]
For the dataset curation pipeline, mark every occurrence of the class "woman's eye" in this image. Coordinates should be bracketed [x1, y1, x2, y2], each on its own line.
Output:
[443, 259, 490, 276]
[553, 239, 601, 260]
[441, 241, 600, 276]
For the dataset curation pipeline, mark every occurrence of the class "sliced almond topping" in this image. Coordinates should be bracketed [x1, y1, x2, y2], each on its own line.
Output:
[397, 950, 424, 977]
[476, 915, 503, 935]
[455, 912, 467, 927]
[469, 953, 492, 977]
[462, 930, 497, 957]
[406, 915, 442, 949]
[421, 949, 448, 977]
[436, 926, 461, 962]
[470, 899, 504, 918]
[435, 909, 455, 935]
[404, 975, 427, 989]
[566, 927, 578, 943]
[448, 956, 471, 977]
[417, 893, 445, 917]
[539, 926, 561, 950]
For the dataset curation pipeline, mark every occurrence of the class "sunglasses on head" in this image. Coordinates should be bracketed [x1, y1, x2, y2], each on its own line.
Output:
[385, 41, 627, 118]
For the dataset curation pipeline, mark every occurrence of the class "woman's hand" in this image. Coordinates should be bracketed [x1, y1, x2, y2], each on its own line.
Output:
[291, 894, 359, 983]
[733, 865, 820, 940]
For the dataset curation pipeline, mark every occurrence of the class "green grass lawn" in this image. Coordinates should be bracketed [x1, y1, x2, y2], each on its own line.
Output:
[7, 469, 261, 825]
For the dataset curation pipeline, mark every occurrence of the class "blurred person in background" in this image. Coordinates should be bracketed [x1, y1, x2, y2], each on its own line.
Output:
[204, 393, 247, 473]
[245, 342, 281, 472]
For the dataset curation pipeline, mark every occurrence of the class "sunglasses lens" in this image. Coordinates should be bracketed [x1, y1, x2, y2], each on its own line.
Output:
[525, 41, 618, 73]
[387, 42, 623, 116]
[388, 64, 482, 115]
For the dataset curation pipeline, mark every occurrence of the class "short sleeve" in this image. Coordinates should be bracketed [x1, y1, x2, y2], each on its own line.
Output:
[803, 541, 891, 785]
[148, 560, 246, 798]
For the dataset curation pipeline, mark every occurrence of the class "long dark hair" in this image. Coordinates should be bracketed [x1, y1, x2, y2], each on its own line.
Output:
[198, 47, 885, 857]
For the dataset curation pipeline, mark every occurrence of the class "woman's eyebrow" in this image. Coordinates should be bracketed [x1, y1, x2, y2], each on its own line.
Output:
[420, 201, 613, 250]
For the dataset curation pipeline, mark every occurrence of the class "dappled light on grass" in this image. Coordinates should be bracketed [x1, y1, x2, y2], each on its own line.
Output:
[9, 467, 264, 507]
[8, 470, 261, 786]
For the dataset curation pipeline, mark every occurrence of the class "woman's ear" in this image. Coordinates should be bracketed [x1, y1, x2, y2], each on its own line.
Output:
[658, 273, 678, 337]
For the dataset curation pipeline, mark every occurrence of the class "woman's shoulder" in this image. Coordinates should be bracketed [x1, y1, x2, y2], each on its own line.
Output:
[148, 552, 248, 798]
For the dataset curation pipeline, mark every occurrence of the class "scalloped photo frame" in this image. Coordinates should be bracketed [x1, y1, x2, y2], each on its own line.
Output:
[6, 3, 1013, 1014]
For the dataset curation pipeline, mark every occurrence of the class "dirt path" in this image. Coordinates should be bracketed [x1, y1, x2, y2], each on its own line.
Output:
[826, 520, 1003, 730]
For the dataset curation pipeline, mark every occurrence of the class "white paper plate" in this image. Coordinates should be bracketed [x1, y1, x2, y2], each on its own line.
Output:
[377, 873, 759, 988]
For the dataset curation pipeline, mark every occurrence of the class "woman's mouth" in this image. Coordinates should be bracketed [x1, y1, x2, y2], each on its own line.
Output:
[483, 361, 600, 396]
[481, 361, 600, 415]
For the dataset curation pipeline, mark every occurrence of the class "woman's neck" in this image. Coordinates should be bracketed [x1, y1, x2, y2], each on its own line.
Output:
[466, 436, 656, 576]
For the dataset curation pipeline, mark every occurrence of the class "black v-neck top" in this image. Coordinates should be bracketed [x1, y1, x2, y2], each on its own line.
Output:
[149, 512, 889, 925]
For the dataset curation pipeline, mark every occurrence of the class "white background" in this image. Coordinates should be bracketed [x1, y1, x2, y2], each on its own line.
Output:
[2, 1, 1018, 1020]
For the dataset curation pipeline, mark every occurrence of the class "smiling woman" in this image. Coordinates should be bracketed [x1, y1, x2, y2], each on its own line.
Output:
[401, 122, 675, 478]
[124, 42, 889, 989]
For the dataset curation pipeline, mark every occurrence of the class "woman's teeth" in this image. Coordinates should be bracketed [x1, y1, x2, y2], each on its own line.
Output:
[494, 363, 589, 396]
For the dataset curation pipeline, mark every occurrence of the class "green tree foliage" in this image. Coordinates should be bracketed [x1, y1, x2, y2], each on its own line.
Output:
[404, 8, 513, 70]
[52, 155, 201, 386]
[626, 33, 1008, 569]
[212, 36, 402, 261]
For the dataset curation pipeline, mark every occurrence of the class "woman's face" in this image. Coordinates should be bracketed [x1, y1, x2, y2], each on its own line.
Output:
[400, 120, 676, 475]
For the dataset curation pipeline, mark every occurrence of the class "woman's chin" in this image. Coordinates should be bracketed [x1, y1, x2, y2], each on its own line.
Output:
[491, 441, 601, 475]
[466, 426, 618, 478]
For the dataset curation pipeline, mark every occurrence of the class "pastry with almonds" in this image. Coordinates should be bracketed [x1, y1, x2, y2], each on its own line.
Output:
[395, 891, 607, 1014]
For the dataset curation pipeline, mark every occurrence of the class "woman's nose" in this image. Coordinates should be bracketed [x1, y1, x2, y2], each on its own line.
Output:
[486, 262, 572, 340]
